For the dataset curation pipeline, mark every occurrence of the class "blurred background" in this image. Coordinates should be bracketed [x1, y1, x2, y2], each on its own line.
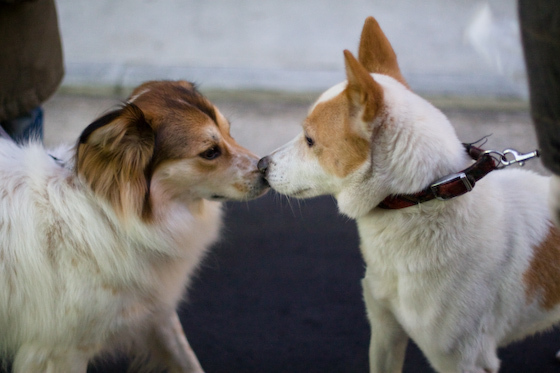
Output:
[47, 0, 540, 169]
[57, 0, 525, 99]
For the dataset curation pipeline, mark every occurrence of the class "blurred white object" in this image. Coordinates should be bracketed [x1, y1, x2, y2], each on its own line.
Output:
[465, 2, 525, 79]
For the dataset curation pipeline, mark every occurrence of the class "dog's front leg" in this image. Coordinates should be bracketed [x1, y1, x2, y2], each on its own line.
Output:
[13, 345, 89, 373]
[363, 279, 408, 373]
[149, 311, 204, 373]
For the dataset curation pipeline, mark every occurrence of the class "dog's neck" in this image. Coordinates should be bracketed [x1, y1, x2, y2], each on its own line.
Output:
[376, 144, 497, 210]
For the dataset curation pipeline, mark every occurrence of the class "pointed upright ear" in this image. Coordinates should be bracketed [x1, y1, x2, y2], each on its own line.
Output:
[358, 16, 408, 87]
[76, 103, 155, 221]
[344, 49, 384, 124]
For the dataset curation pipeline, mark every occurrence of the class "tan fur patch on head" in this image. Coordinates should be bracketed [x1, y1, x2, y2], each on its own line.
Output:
[128, 80, 218, 129]
[524, 224, 560, 310]
[76, 104, 154, 221]
[305, 92, 370, 178]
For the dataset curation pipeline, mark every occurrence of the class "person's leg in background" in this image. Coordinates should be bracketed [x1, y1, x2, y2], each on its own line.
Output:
[518, 0, 560, 224]
[0, 106, 43, 144]
[0, 0, 64, 145]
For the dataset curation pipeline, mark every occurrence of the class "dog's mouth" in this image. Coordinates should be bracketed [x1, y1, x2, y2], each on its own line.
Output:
[209, 177, 270, 201]
[293, 188, 311, 197]
[277, 187, 311, 198]
[262, 177, 311, 198]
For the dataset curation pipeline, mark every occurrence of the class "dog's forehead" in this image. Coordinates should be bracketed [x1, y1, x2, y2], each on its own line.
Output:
[309, 81, 347, 114]
[127, 82, 230, 132]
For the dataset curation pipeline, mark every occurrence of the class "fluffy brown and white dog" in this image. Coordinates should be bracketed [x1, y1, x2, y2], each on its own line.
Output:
[259, 17, 560, 372]
[0, 80, 268, 372]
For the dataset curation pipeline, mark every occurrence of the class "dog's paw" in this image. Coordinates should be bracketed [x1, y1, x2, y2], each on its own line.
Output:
[549, 175, 560, 227]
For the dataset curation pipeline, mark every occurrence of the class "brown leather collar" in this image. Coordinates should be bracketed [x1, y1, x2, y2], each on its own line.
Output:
[378, 144, 497, 209]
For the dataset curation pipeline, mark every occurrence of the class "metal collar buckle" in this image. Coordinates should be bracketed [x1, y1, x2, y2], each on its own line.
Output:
[430, 172, 473, 201]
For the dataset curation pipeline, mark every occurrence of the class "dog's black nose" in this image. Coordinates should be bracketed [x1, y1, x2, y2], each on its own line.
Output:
[257, 156, 270, 174]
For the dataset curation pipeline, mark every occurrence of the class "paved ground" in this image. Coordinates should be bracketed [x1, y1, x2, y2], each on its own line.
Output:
[36, 87, 556, 373]
[37, 91, 557, 373]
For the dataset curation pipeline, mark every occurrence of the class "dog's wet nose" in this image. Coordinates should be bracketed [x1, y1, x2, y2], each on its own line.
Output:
[257, 156, 270, 175]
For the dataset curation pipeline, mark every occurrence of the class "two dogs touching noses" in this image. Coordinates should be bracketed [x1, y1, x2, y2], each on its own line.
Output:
[0, 14, 556, 373]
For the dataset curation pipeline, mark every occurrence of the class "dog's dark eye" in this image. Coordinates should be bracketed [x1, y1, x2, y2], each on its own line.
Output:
[200, 146, 221, 160]
[305, 136, 314, 147]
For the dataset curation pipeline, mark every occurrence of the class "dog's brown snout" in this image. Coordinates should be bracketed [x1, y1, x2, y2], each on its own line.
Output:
[257, 156, 270, 175]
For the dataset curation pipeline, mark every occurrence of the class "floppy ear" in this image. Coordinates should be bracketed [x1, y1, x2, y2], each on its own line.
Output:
[76, 103, 155, 221]
[358, 16, 408, 87]
[344, 49, 384, 124]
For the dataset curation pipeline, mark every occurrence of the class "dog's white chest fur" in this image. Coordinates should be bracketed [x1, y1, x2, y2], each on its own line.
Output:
[0, 141, 221, 354]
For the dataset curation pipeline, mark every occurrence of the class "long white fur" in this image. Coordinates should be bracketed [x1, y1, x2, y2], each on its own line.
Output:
[0, 77, 275, 371]
[0, 138, 221, 372]
[263, 69, 559, 372]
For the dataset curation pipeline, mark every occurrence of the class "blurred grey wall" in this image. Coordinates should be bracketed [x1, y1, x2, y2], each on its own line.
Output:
[57, 0, 525, 98]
